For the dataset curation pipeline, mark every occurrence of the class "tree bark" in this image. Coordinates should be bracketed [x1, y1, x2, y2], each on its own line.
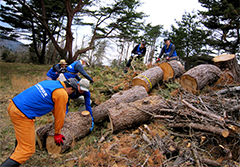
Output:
[92, 85, 148, 123]
[168, 123, 229, 138]
[108, 95, 169, 132]
[180, 64, 221, 93]
[213, 54, 240, 82]
[132, 66, 164, 92]
[36, 111, 92, 154]
[158, 60, 185, 82]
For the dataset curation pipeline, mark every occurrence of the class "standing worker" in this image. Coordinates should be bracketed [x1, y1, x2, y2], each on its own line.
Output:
[156, 37, 177, 62]
[63, 58, 94, 83]
[0, 79, 79, 167]
[46, 59, 68, 80]
[124, 40, 146, 73]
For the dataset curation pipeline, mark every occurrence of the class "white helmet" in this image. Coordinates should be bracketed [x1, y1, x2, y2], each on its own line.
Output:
[81, 57, 89, 65]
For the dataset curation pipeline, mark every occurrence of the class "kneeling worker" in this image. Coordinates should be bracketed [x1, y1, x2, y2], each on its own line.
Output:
[69, 78, 94, 131]
[0, 79, 79, 167]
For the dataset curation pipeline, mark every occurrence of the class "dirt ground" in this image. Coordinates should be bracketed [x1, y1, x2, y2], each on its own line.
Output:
[0, 62, 239, 167]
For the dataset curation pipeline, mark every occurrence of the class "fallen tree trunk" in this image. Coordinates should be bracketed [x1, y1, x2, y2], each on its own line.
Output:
[168, 123, 229, 138]
[180, 64, 221, 93]
[132, 66, 164, 92]
[36, 111, 92, 154]
[213, 54, 240, 82]
[158, 60, 185, 82]
[108, 95, 169, 132]
[92, 85, 148, 123]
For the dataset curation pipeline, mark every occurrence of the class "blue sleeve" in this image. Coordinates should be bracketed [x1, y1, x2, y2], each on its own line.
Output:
[84, 91, 93, 118]
[74, 62, 93, 82]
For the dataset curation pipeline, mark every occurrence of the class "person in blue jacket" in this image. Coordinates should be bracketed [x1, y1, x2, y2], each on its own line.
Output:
[69, 78, 94, 131]
[0, 79, 78, 167]
[63, 58, 94, 83]
[124, 40, 146, 73]
[156, 37, 177, 62]
[46, 59, 67, 80]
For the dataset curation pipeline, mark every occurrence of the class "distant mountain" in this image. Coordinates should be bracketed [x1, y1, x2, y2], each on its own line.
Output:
[0, 34, 29, 52]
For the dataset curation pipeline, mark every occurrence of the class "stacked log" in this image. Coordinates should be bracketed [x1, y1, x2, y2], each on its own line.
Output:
[180, 64, 221, 93]
[36, 111, 92, 154]
[92, 85, 148, 123]
[213, 54, 240, 83]
[108, 95, 169, 132]
[158, 60, 185, 82]
[132, 66, 164, 92]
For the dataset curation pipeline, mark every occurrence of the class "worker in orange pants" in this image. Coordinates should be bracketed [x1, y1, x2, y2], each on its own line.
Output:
[0, 79, 79, 167]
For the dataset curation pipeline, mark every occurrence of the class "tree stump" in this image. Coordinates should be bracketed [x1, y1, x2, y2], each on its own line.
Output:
[131, 66, 164, 92]
[108, 95, 169, 132]
[36, 111, 92, 154]
[180, 64, 221, 93]
[92, 85, 148, 123]
[213, 54, 240, 82]
[158, 60, 185, 82]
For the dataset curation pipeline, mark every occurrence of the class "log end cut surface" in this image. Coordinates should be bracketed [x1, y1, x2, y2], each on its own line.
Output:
[46, 136, 62, 155]
[180, 75, 197, 93]
[213, 54, 236, 62]
[132, 78, 150, 92]
[159, 62, 174, 81]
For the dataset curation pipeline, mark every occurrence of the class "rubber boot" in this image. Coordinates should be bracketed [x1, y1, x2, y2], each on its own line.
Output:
[0, 158, 20, 167]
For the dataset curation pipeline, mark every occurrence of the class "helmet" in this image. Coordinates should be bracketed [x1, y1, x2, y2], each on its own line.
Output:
[141, 40, 146, 45]
[81, 57, 90, 65]
[58, 59, 67, 65]
[164, 37, 170, 42]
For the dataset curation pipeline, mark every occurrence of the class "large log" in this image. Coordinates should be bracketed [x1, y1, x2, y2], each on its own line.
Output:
[36, 111, 92, 154]
[180, 64, 221, 93]
[131, 66, 164, 92]
[108, 95, 169, 132]
[158, 60, 185, 82]
[36, 123, 54, 150]
[213, 54, 240, 82]
[92, 85, 148, 123]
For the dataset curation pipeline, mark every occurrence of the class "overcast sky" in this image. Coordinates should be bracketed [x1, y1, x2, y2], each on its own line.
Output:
[138, 0, 205, 30]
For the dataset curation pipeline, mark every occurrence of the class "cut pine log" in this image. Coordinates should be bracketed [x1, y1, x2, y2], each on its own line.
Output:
[180, 64, 221, 93]
[36, 111, 92, 154]
[92, 85, 148, 123]
[108, 95, 169, 132]
[213, 54, 240, 82]
[132, 66, 164, 92]
[158, 60, 185, 81]
[168, 123, 229, 138]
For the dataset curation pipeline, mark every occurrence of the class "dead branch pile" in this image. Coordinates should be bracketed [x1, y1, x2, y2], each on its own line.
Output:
[80, 85, 239, 167]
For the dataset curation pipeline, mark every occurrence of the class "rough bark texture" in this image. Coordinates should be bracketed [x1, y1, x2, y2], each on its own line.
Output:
[213, 54, 240, 82]
[158, 60, 185, 81]
[108, 95, 169, 132]
[180, 64, 221, 93]
[132, 66, 164, 92]
[168, 123, 229, 138]
[92, 86, 148, 123]
[36, 111, 92, 154]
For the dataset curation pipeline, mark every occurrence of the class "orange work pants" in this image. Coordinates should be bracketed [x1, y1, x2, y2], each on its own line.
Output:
[7, 100, 35, 164]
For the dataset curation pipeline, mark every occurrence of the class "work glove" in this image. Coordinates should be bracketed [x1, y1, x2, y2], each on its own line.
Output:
[90, 117, 94, 131]
[54, 134, 65, 146]
[90, 80, 94, 83]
